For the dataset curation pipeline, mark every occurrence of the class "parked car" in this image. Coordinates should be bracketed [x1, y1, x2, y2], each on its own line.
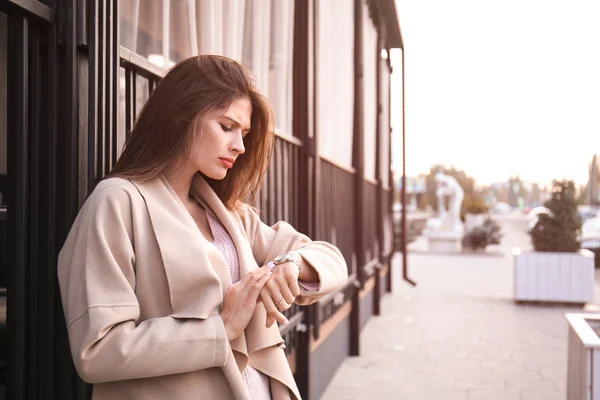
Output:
[492, 202, 511, 214]
[578, 205, 600, 221]
[527, 206, 550, 232]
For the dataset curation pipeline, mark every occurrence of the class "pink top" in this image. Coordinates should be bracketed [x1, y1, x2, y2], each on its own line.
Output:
[207, 213, 272, 400]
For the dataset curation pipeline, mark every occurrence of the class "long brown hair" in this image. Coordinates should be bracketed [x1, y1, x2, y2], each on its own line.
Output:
[110, 55, 274, 210]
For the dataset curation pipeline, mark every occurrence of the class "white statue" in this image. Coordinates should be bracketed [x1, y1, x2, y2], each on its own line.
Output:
[434, 172, 464, 233]
[425, 172, 464, 235]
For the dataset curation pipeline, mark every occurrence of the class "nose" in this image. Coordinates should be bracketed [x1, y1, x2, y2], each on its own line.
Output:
[230, 131, 245, 155]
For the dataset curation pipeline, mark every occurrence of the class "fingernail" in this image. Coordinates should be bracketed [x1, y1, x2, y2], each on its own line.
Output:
[283, 318, 289, 324]
[267, 261, 276, 269]
[267, 271, 272, 277]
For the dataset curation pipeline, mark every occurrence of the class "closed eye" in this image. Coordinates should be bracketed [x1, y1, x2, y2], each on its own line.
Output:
[220, 123, 232, 132]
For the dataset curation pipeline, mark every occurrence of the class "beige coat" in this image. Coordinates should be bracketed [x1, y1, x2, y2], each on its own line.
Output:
[57, 174, 348, 400]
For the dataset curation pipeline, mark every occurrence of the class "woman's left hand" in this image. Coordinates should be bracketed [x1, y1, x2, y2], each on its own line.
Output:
[260, 262, 302, 328]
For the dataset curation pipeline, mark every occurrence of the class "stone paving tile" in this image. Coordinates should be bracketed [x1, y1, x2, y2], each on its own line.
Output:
[467, 388, 520, 400]
[321, 215, 597, 400]
[520, 391, 566, 400]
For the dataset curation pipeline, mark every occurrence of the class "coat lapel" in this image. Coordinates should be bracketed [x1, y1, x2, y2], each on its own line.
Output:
[190, 176, 286, 350]
[131, 177, 231, 319]
[134, 175, 296, 396]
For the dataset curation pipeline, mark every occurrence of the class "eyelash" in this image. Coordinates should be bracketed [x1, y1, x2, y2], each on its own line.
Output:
[220, 123, 232, 132]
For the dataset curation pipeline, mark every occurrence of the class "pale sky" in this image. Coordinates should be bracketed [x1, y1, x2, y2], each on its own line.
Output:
[391, 0, 600, 187]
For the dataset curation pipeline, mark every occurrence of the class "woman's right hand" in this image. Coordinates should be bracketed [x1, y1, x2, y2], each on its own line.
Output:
[220, 265, 272, 340]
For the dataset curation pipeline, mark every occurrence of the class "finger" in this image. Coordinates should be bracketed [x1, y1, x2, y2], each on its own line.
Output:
[245, 270, 272, 304]
[265, 279, 291, 312]
[261, 292, 288, 325]
[241, 266, 271, 298]
[287, 273, 302, 298]
[265, 315, 276, 328]
[277, 277, 297, 305]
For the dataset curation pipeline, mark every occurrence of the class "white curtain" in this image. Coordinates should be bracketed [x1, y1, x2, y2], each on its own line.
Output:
[380, 56, 391, 187]
[362, 1, 378, 182]
[118, 0, 294, 134]
[242, 0, 271, 95]
[316, 0, 355, 168]
[268, 1, 294, 135]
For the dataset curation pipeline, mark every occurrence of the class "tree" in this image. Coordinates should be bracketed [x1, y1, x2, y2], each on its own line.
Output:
[530, 180, 582, 253]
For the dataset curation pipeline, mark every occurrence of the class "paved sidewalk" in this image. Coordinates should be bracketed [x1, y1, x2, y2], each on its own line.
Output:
[321, 214, 600, 400]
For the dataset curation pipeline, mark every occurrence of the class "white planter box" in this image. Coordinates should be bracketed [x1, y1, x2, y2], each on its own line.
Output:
[566, 313, 600, 399]
[513, 248, 595, 303]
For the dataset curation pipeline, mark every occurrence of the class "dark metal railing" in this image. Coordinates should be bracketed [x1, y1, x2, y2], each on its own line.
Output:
[317, 157, 356, 275]
[259, 133, 302, 228]
[257, 132, 305, 371]
[119, 46, 163, 149]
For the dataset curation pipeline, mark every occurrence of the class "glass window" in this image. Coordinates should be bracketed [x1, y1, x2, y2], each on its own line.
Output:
[120, 0, 165, 64]
[118, 0, 294, 134]
[316, 0, 355, 167]
[267, 0, 294, 135]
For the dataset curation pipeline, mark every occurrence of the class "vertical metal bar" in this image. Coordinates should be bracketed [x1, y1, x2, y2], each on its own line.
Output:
[283, 143, 289, 222]
[103, 0, 113, 175]
[268, 152, 275, 224]
[88, 0, 99, 195]
[6, 15, 28, 400]
[310, 0, 323, 372]
[77, 0, 87, 46]
[27, 24, 41, 399]
[125, 69, 133, 136]
[96, 0, 107, 191]
[39, 17, 57, 397]
[277, 142, 283, 222]
[373, 31, 382, 314]
[110, 0, 119, 169]
[131, 71, 137, 129]
[386, 56, 394, 293]
[350, 0, 364, 357]
[56, 0, 87, 397]
[292, 0, 313, 395]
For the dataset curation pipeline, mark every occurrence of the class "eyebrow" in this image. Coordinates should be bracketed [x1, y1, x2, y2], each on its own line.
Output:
[222, 116, 251, 133]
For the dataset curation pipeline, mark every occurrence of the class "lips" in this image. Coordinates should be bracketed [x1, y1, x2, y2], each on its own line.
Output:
[219, 157, 235, 169]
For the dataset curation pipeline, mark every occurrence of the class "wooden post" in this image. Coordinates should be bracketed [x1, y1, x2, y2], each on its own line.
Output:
[373, 28, 383, 316]
[350, 0, 365, 357]
[292, 0, 315, 396]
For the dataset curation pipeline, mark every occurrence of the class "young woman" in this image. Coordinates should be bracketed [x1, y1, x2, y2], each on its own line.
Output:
[57, 55, 348, 399]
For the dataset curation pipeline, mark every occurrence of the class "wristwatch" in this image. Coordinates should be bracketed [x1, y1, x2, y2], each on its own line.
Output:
[269, 252, 302, 271]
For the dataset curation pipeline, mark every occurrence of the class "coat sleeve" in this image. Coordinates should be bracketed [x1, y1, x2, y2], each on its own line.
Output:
[238, 205, 348, 305]
[57, 183, 229, 384]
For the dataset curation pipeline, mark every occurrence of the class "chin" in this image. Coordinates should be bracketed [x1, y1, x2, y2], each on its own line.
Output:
[204, 170, 228, 181]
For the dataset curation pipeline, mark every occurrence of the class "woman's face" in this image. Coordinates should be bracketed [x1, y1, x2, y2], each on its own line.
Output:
[187, 97, 252, 180]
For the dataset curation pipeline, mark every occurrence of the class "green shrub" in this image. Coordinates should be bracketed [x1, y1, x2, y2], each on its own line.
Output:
[462, 218, 502, 251]
[530, 180, 582, 253]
